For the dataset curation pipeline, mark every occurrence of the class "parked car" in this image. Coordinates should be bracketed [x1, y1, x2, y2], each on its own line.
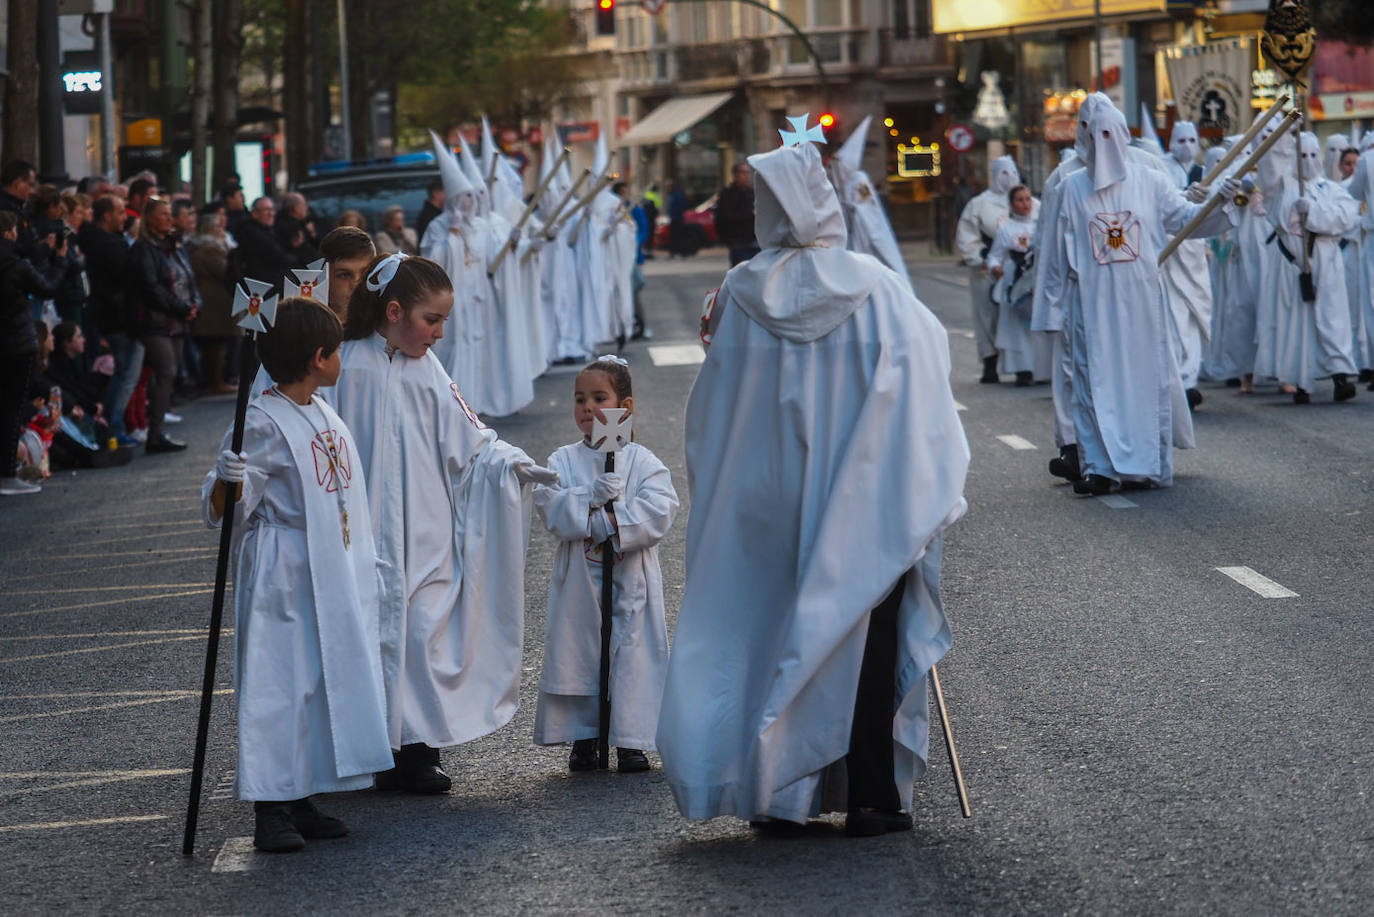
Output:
[652, 194, 719, 252]
[295, 153, 439, 234]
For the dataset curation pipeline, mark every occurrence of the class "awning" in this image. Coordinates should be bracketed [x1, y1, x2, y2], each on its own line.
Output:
[615, 92, 734, 148]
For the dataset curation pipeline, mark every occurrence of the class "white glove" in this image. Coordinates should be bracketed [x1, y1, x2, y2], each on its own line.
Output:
[588, 507, 615, 545]
[1185, 182, 1207, 204]
[1292, 197, 1311, 218]
[215, 449, 247, 484]
[508, 229, 521, 250]
[514, 462, 559, 486]
[1240, 177, 1256, 195]
[590, 472, 624, 507]
[1219, 177, 1242, 201]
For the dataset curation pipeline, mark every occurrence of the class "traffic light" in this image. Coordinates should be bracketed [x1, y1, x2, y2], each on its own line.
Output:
[819, 112, 835, 129]
[596, 0, 616, 36]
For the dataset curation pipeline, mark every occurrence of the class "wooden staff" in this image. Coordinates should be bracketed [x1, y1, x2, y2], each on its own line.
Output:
[519, 169, 592, 267]
[601, 203, 632, 243]
[1158, 108, 1302, 266]
[488, 147, 571, 276]
[1198, 94, 1290, 187]
[930, 665, 972, 818]
[565, 172, 618, 247]
[597, 447, 616, 771]
[486, 151, 500, 187]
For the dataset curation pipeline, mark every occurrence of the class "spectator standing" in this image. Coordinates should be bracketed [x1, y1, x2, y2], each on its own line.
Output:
[222, 182, 249, 240]
[126, 197, 196, 453]
[336, 209, 367, 231]
[665, 181, 692, 257]
[0, 160, 46, 270]
[715, 162, 759, 266]
[169, 199, 204, 398]
[237, 197, 301, 291]
[0, 210, 63, 495]
[415, 180, 445, 243]
[275, 191, 319, 264]
[80, 195, 139, 443]
[124, 177, 154, 223]
[188, 206, 236, 394]
[373, 205, 418, 255]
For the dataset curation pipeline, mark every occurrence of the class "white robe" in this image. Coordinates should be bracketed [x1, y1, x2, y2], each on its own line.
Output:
[1266, 177, 1361, 391]
[1217, 189, 1268, 378]
[987, 214, 1050, 377]
[1032, 156, 1083, 448]
[956, 189, 1012, 361]
[531, 441, 678, 750]
[604, 205, 639, 341]
[202, 392, 392, 799]
[542, 217, 585, 362]
[1350, 151, 1374, 367]
[322, 336, 537, 749]
[657, 142, 969, 823]
[1160, 157, 1214, 390]
[483, 211, 537, 417]
[421, 211, 499, 415]
[571, 192, 616, 354]
[1045, 167, 1233, 484]
[842, 170, 912, 287]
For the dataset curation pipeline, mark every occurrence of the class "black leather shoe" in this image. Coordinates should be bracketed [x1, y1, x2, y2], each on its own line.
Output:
[253, 802, 305, 853]
[1014, 371, 1033, 387]
[845, 808, 913, 838]
[1047, 445, 1080, 482]
[1333, 375, 1357, 402]
[749, 817, 806, 837]
[1293, 388, 1311, 405]
[145, 434, 187, 453]
[568, 738, 598, 772]
[399, 743, 451, 794]
[979, 355, 999, 384]
[1359, 369, 1374, 384]
[616, 747, 651, 773]
[290, 797, 349, 839]
[1186, 388, 1203, 410]
[1072, 474, 1119, 496]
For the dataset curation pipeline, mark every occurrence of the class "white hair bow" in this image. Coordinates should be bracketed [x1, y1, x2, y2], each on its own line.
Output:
[594, 354, 629, 366]
[366, 252, 409, 294]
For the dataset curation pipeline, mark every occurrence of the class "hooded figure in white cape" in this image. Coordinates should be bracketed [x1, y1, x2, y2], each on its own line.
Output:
[1350, 145, 1374, 376]
[486, 116, 550, 378]
[957, 155, 1034, 380]
[570, 135, 619, 352]
[1042, 102, 1237, 493]
[657, 138, 969, 828]
[421, 131, 497, 414]
[831, 116, 912, 286]
[538, 137, 585, 363]
[1158, 122, 1213, 398]
[1264, 131, 1361, 401]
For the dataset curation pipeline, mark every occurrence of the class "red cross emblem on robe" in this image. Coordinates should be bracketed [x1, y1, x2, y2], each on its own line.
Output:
[311, 431, 352, 493]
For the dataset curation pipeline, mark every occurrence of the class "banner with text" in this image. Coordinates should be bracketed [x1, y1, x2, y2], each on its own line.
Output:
[1164, 40, 1253, 135]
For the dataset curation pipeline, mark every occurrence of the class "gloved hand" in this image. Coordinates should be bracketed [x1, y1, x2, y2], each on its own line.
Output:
[590, 472, 624, 508]
[1240, 177, 1256, 195]
[1292, 197, 1311, 219]
[1185, 182, 1208, 204]
[215, 449, 247, 484]
[508, 229, 522, 250]
[514, 462, 559, 486]
[588, 507, 616, 545]
[1219, 177, 1242, 201]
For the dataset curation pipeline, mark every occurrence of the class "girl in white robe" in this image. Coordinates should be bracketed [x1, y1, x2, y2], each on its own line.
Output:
[202, 297, 392, 851]
[531, 357, 678, 772]
[323, 253, 559, 794]
[987, 184, 1050, 384]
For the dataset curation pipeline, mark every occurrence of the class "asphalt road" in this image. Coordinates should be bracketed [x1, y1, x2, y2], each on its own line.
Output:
[1, 246, 1370, 915]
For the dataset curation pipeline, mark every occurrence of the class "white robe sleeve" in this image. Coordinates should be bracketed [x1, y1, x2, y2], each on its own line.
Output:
[200, 407, 282, 530]
[1301, 183, 1361, 237]
[611, 448, 678, 554]
[1155, 172, 1236, 239]
[955, 196, 985, 266]
[533, 452, 596, 542]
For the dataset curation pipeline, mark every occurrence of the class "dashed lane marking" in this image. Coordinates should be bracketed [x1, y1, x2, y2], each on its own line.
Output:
[2, 553, 219, 582]
[649, 343, 706, 366]
[954, 401, 968, 412]
[996, 434, 1037, 451]
[0, 688, 231, 724]
[0, 628, 208, 641]
[209, 770, 237, 802]
[0, 814, 167, 833]
[0, 587, 218, 619]
[212, 837, 259, 873]
[1097, 495, 1138, 509]
[37, 546, 217, 561]
[0, 633, 205, 664]
[4, 582, 215, 597]
[0, 768, 190, 796]
[1215, 566, 1299, 598]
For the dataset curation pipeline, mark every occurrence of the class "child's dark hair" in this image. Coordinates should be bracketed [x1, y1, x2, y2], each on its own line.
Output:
[52, 321, 80, 350]
[319, 225, 376, 263]
[0, 211, 18, 235]
[257, 297, 344, 383]
[1007, 183, 1029, 206]
[581, 357, 633, 402]
[343, 255, 451, 340]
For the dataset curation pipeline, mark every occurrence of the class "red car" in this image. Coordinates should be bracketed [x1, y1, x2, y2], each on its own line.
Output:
[652, 194, 719, 252]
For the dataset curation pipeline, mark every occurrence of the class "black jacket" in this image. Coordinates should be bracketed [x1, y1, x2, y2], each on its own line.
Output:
[714, 184, 756, 248]
[126, 234, 193, 336]
[416, 200, 443, 246]
[0, 190, 48, 270]
[0, 239, 62, 356]
[47, 348, 105, 416]
[79, 223, 131, 335]
[236, 218, 300, 290]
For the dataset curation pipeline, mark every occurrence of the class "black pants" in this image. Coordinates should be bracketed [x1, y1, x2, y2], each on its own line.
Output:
[845, 572, 907, 812]
[0, 357, 33, 478]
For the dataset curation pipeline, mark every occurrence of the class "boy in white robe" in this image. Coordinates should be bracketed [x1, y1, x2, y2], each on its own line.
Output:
[659, 134, 969, 837]
[323, 253, 558, 794]
[532, 357, 678, 772]
[203, 297, 392, 852]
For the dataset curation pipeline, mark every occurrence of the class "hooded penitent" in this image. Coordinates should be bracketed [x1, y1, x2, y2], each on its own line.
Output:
[430, 129, 474, 221]
[1169, 121, 1201, 171]
[829, 115, 910, 284]
[990, 155, 1020, 195]
[1324, 133, 1350, 181]
[1086, 104, 1131, 191]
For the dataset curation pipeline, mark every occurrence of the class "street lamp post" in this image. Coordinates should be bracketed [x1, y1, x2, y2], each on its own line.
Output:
[337, 0, 354, 158]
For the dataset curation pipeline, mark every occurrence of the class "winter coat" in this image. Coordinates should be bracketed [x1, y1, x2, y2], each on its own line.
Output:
[126, 234, 193, 337]
[0, 239, 61, 356]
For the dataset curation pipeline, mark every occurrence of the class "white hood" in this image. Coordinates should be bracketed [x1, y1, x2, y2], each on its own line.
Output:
[430, 129, 474, 218]
[1086, 103, 1131, 192]
[1324, 133, 1349, 180]
[1169, 121, 1200, 169]
[1074, 94, 1105, 160]
[1138, 102, 1166, 158]
[1298, 131, 1323, 183]
[990, 155, 1020, 195]
[593, 132, 610, 178]
[457, 132, 490, 217]
[1257, 117, 1298, 193]
[835, 115, 872, 177]
[480, 116, 499, 181]
[725, 142, 879, 344]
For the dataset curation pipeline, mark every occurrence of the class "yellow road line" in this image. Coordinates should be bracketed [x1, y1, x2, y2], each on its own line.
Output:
[0, 588, 218, 619]
[2, 553, 219, 583]
[0, 634, 206, 664]
[0, 769, 191, 797]
[4, 582, 216, 597]
[0, 629, 214, 642]
[0, 692, 211, 724]
[63, 528, 212, 548]
[0, 814, 168, 832]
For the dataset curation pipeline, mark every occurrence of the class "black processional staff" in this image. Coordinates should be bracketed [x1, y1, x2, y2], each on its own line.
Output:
[181, 277, 281, 856]
[592, 406, 632, 771]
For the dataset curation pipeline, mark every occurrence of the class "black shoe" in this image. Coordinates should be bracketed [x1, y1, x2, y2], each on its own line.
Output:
[1120, 479, 1156, 492]
[253, 802, 305, 853]
[374, 766, 401, 791]
[1225, 377, 1242, 387]
[1186, 388, 1203, 410]
[616, 333, 627, 352]
[289, 797, 349, 839]
[616, 747, 651, 773]
[1293, 388, 1311, 405]
[1333, 375, 1357, 402]
[979, 355, 999, 384]
[1014, 371, 1033, 387]
[145, 434, 187, 453]
[631, 325, 654, 341]
[1072, 474, 1119, 496]
[845, 808, 914, 838]
[748, 817, 807, 838]
[1047, 445, 1080, 482]
[568, 738, 598, 772]
[1359, 369, 1374, 384]
[398, 743, 451, 794]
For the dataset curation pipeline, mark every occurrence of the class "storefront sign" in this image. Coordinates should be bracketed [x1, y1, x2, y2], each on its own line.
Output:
[558, 121, 601, 144]
[1164, 39, 1252, 134]
[61, 51, 103, 116]
[1092, 38, 1138, 127]
[1308, 41, 1374, 122]
[932, 0, 1165, 35]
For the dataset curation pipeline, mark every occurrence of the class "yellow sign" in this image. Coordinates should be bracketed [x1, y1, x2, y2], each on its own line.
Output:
[126, 118, 163, 147]
[897, 143, 941, 178]
[932, 0, 1164, 35]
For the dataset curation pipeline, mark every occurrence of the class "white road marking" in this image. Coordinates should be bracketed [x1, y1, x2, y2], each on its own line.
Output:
[4, 582, 215, 597]
[0, 634, 205, 664]
[211, 837, 259, 873]
[0, 814, 167, 832]
[996, 434, 1037, 451]
[954, 401, 968, 412]
[4, 553, 219, 582]
[63, 528, 212, 549]
[1, 587, 218, 619]
[1215, 566, 1299, 598]
[0, 628, 209, 642]
[209, 770, 237, 802]
[648, 343, 705, 366]
[0, 693, 204, 724]
[1097, 495, 1138, 509]
[0, 768, 190, 796]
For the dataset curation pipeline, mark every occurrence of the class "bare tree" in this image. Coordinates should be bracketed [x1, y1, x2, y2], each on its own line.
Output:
[283, 0, 312, 182]
[190, 0, 213, 202]
[212, 0, 247, 189]
[2, 1, 40, 165]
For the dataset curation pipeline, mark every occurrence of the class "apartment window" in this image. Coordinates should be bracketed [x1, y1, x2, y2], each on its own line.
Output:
[892, 0, 931, 39]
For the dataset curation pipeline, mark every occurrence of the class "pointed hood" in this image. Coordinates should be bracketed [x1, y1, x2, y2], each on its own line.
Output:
[480, 116, 498, 180]
[1075, 93, 1106, 160]
[1086, 102, 1131, 192]
[430, 128, 473, 211]
[1257, 116, 1298, 194]
[990, 155, 1020, 195]
[1138, 102, 1166, 158]
[1298, 131, 1323, 183]
[836, 115, 872, 176]
[457, 131, 490, 216]
[593, 132, 610, 179]
[1324, 133, 1349, 180]
[1169, 121, 1200, 168]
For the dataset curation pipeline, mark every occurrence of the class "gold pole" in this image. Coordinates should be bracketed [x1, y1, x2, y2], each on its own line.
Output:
[1197, 93, 1289, 187]
[487, 147, 570, 276]
[930, 665, 972, 818]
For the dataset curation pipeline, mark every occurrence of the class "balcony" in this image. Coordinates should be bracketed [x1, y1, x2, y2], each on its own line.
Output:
[878, 29, 951, 72]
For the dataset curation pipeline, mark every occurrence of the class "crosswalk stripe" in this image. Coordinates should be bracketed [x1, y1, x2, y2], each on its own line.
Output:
[1215, 566, 1299, 598]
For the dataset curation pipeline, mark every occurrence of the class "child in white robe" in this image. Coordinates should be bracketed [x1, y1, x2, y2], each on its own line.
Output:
[203, 297, 392, 853]
[323, 252, 558, 794]
[531, 357, 678, 772]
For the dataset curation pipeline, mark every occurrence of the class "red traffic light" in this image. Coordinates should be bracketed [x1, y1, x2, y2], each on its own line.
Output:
[819, 113, 835, 129]
[599, 0, 613, 8]
[595, 0, 616, 34]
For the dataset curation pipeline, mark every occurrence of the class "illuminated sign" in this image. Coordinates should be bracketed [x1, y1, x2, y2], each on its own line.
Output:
[932, 0, 1165, 35]
[897, 142, 941, 178]
[63, 71, 102, 93]
[61, 51, 103, 115]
